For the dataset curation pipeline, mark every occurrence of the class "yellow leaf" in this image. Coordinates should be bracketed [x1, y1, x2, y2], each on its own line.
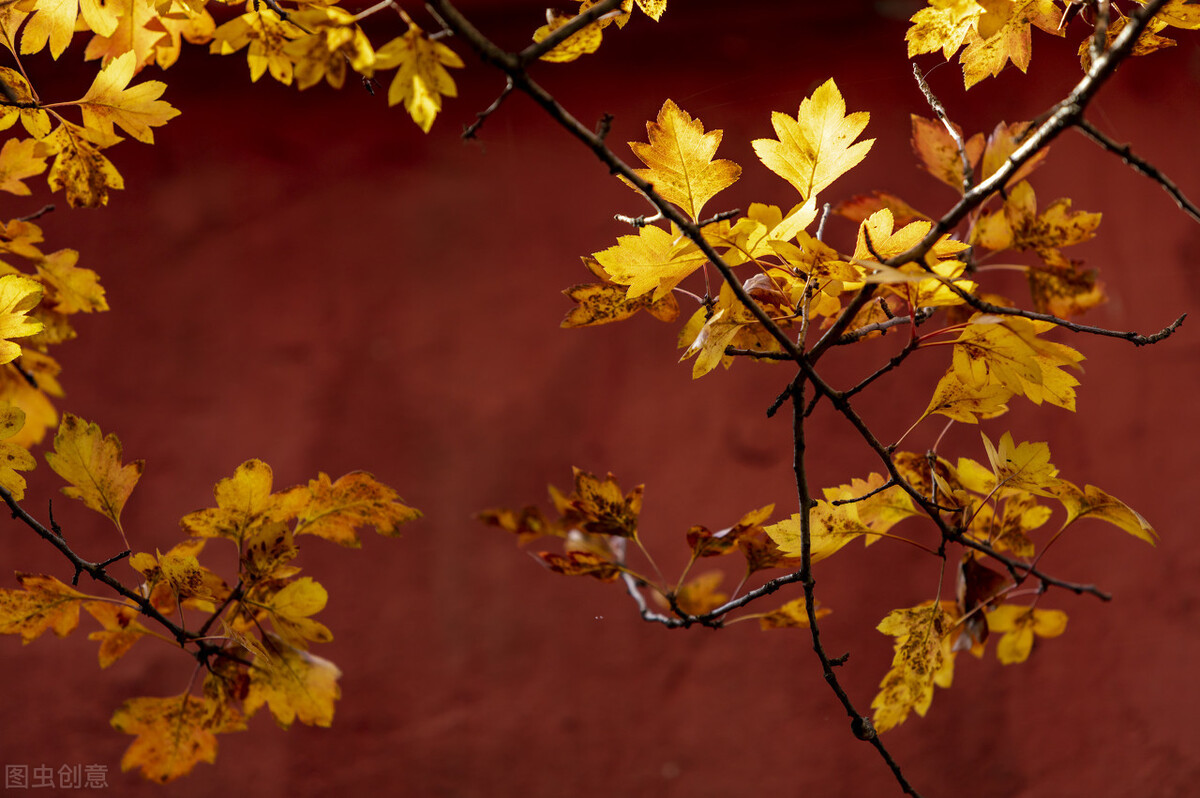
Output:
[0, 274, 44, 365]
[244, 635, 341, 728]
[0, 138, 49, 195]
[952, 315, 1084, 410]
[758, 597, 831, 630]
[752, 78, 874, 201]
[0, 67, 51, 137]
[560, 280, 679, 327]
[765, 500, 872, 563]
[0, 402, 33, 498]
[593, 223, 706, 301]
[210, 9, 300, 85]
[1051, 480, 1157, 545]
[986, 604, 1067, 664]
[82, 0, 170, 70]
[0, 572, 86, 642]
[623, 99, 741, 222]
[920, 370, 1012, 425]
[906, 0, 984, 60]
[84, 600, 149, 668]
[45, 413, 143, 528]
[635, 0, 666, 20]
[871, 601, 958, 732]
[531, 5, 605, 62]
[659, 571, 727, 616]
[18, 0, 119, 59]
[45, 122, 125, 208]
[157, 547, 227, 602]
[180, 458, 278, 542]
[112, 692, 245, 783]
[260, 576, 331, 647]
[73, 50, 180, 144]
[980, 431, 1060, 496]
[292, 471, 421, 547]
[821, 473, 920, 546]
[374, 21, 462, 132]
[959, 0, 1063, 88]
[242, 521, 299, 580]
[36, 248, 108, 314]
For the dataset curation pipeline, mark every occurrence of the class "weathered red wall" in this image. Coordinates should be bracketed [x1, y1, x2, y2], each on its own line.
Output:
[2, 3, 1198, 796]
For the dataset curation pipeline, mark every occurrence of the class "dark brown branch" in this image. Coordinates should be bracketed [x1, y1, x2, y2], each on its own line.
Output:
[463, 76, 514, 140]
[1075, 118, 1200, 226]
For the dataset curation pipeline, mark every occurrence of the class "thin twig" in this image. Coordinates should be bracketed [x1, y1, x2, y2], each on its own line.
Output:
[913, 63, 973, 193]
[1075, 118, 1200, 226]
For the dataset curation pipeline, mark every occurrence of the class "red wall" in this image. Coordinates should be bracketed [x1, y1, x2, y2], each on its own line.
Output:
[2, 3, 1198, 796]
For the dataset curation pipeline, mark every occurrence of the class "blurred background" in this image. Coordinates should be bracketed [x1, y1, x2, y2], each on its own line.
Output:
[2, 1, 1198, 795]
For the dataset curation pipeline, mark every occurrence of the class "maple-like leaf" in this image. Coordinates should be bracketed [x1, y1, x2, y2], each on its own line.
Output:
[951, 315, 1084, 410]
[910, 114, 984, 192]
[539, 549, 623, 581]
[753, 78, 874, 201]
[72, 50, 180, 144]
[0, 573, 87, 642]
[551, 468, 643, 539]
[82, 0, 171, 71]
[0, 138, 50, 195]
[686, 504, 774, 558]
[532, 6, 605, 62]
[871, 601, 958, 733]
[986, 604, 1067, 664]
[45, 122, 125, 208]
[18, 0, 119, 59]
[1051, 480, 1157, 545]
[84, 600, 149, 668]
[821, 473, 921, 547]
[241, 521, 300, 581]
[283, 6, 374, 91]
[971, 181, 1101, 253]
[758, 597, 831, 630]
[244, 635, 341, 728]
[36, 248, 109, 314]
[375, 21, 463, 132]
[150, 0, 215, 70]
[0, 67, 50, 138]
[765, 500, 874, 563]
[210, 8, 301, 85]
[0, 274, 44, 364]
[593, 223, 706, 301]
[980, 431, 1060, 496]
[906, 0, 984, 60]
[920, 370, 1013, 425]
[259, 576, 332, 648]
[111, 692, 245, 783]
[291, 471, 421, 547]
[0, 403, 35, 499]
[624, 99, 741, 222]
[45, 413, 144, 528]
[561, 254, 680, 328]
[958, 0, 1062, 88]
[979, 120, 1047, 189]
[180, 459, 278, 542]
[660, 571, 727, 616]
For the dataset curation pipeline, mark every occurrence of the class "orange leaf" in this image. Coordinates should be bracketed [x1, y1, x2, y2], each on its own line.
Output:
[0, 572, 86, 642]
[111, 692, 245, 783]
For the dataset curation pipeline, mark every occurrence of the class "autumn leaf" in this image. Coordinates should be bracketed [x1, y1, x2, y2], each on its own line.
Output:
[0, 402, 33, 499]
[180, 459, 279, 542]
[958, 0, 1063, 88]
[920, 370, 1013, 425]
[686, 504, 774, 558]
[951, 314, 1084, 410]
[0, 138, 49, 195]
[980, 431, 1061, 496]
[82, 0, 171, 71]
[157, 546, 228, 603]
[979, 120, 1047, 189]
[753, 78, 874, 201]
[36, 248, 108, 314]
[72, 50, 180, 144]
[623, 99, 741, 222]
[659, 571, 727, 616]
[906, 0, 984, 60]
[0, 274, 44, 364]
[0, 573, 87, 642]
[910, 114, 984, 192]
[552, 467, 643, 539]
[871, 601, 958, 733]
[84, 600, 149, 668]
[532, 6, 605, 62]
[241, 521, 299, 581]
[210, 8, 301, 85]
[244, 635, 341, 728]
[478, 504, 565, 545]
[19, 0, 119, 59]
[539, 549, 622, 581]
[834, 190, 931, 226]
[765, 500, 874, 563]
[45, 413, 143, 528]
[111, 692, 245, 783]
[1051, 480, 1157, 545]
[986, 604, 1067, 664]
[375, 20, 463, 132]
[758, 597, 831, 630]
[258, 576, 332, 648]
[821, 473, 921, 546]
[45, 121, 125, 208]
[282, 6, 374, 91]
[291, 471, 421, 547]
[971, 181, 1101, 253]
[593, 223, 707, 301]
